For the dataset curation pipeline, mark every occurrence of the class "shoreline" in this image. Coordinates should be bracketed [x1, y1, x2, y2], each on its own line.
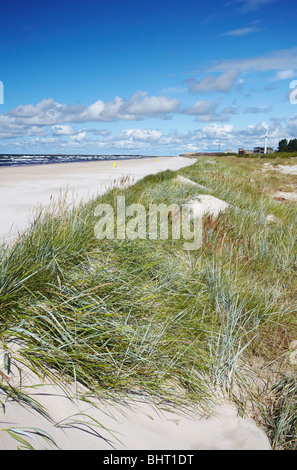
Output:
[0, 153, 170, 168]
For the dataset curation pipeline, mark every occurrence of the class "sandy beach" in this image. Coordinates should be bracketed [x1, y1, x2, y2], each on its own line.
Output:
[0, 156, 194, 243]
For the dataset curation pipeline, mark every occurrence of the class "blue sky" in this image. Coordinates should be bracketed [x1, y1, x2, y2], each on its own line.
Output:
[1, 0, 297, 155]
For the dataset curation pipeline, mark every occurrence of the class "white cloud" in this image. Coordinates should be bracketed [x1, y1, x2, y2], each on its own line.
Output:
[183, 100, 218, 115]
[77, 91, 180, 122]
[244, 105, 273, 113]
[87, 128, 111, 136]
[0, 116, 292, 154]
[70, 131, 87, 142]
[81, 100, 106, 120]
[182, 99, 229, 122]
[274, 70, 295, 80]
[86, 128, 167, 151]
[0, 92, 181, 141]
[286, 114, 297, 136]
[230, 0, 278, 12]
[201, 123, 234, 140]
[99, 119, 297, 153]
[9, 99, 66, 125]
[2, 92, 180, 133]
[186, 70, 239, 93]
[221, 26, 263, 36]
[121, 129, 163, 142]
[126, 91, 180, 117]
[0, 113, 49, 139]
[51, 124, 75, 135]
[210, 48, 297, 74]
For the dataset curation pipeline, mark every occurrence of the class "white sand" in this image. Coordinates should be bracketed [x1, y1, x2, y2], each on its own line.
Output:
[0, 345, 271, 450]
[277, 164, 297, 175]
[174, 174, 230, 218]
[0, 156, 194, 243]
[186, 195, 229, 219]
[273, 190, 297, 201]
[0, 156, 272, 450]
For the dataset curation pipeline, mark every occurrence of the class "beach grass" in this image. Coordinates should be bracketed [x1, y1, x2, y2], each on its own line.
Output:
[0, 155, 297, 449]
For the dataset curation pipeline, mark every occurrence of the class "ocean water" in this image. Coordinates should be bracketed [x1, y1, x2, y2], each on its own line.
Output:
[0, 154, 159, 167]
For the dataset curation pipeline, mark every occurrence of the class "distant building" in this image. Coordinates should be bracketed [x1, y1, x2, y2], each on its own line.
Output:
[238, 148, 255, 155]
[253, 146, 273, 154]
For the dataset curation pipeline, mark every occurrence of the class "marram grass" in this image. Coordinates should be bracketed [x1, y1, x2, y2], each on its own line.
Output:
[0, 155, 297, 449]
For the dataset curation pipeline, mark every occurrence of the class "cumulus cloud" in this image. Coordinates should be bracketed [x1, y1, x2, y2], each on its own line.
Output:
[186, 70, 239, 94]
[0, 113, 49, 139]
[126, 92, 180, 117]
[9, 99, 67, 125]
[182, 99, 229, 122]
[97, 120, 289, 153]
[94, 128, 166, 150]
[0, 117, 292, 155]
[0, 92, 180, 140]
[201, 123, 234, 140]
[76, 91, 180, 122]
[120, 128, 163, 142]
[87, 128, 111, 136]
[97, 119, 297, 153]
[51, 124, 75, 135]
[70, 131, 87, 142]
[183, 100, 218, 115]
[2, 92, 180, 132]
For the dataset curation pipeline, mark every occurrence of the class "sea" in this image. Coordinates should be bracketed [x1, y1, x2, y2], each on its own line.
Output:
[0, 154, 160, 167]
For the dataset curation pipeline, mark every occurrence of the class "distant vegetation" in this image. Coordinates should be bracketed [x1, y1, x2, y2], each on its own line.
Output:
[278, 139, 297, 153]
[182, 140, 297, 159]
[261, 151, 297, 159]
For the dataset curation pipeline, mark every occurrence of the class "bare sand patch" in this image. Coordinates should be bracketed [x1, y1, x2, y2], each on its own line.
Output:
[0, 345, 271, 450]
[273, 190, 297, 201]
[276, 164, 297, 175]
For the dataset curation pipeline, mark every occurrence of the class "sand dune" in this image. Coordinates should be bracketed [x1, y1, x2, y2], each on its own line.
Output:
[0, 156, 272, 450]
